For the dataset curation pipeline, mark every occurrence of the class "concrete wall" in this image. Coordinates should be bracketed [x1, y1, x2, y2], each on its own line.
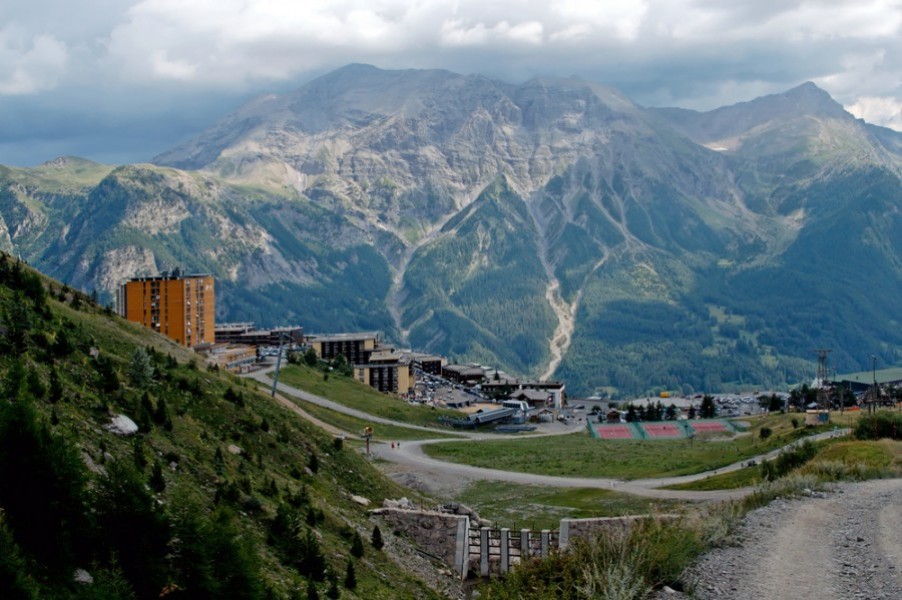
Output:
[373, 509, 675, 579]
[371, 508, 469, 577]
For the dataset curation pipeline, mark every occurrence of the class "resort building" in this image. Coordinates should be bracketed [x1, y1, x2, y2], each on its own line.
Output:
[307, 332, 378, 364]
[117, 271, 214, 347]
[409, 352, 444, 376]
[204, 344, 258, 373]
[353, 349, 413, 394]
[441, 364, 487, 385]
[215, 322, 304, 347]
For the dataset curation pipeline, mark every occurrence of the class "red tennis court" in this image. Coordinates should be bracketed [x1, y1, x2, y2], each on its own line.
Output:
[642, 423, 681, 438]
[690, 421, 728, 433]
[594, 425, 635, 439]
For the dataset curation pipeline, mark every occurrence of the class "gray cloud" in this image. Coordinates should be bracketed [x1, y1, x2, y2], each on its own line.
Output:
[0, 0, 899, 166]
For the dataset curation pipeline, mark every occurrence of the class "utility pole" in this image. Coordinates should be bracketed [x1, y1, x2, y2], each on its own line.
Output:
[270, 332, 290, 397]
[814, 349, 832, 412]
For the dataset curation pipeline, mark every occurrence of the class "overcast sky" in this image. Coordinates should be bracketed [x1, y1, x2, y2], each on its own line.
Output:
[2, 0, 900, 166]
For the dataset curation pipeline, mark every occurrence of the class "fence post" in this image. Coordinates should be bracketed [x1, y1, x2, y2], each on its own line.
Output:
[480, 527, 490, 576]
[521, 529, 531, 560]
[540, 529, 550, 557]
[558, 519, 570, 550]
[455, 516, 469, 579]
[500, 528, 510, 573]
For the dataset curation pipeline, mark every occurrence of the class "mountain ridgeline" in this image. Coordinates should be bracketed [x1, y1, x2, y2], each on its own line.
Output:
[2, 65, 901, 396]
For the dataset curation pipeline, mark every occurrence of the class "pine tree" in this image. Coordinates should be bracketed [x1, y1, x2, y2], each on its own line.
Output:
[371, 525, 384, 550]
[149, 461, 166, 493]
[326, 569, 340, 599]
[700, 395, 716, 419]
[153, 397, 169, 426]
[133, 437, 148, 471]
[128, 347, 154, 388]
[298, 529, 326, 581]
[214, 447, 225, 475]
[350, 531, 364, 558]
[48, 369, 63, 403]
[306, 578, 319, 600]
[343, 560, 356, 590]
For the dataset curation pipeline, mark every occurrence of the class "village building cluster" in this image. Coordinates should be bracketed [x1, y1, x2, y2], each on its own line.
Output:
[117, 272, 902, 427]
[116, 272, 565, 414]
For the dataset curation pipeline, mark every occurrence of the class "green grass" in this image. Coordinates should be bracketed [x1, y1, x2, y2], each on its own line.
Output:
[662, 466, 762, 491]
[456, 481, 683, 531]
[423, 417, 827, 480]
[812, 439, 898, 468]
[275, 365, 462, 429]
[665, 437, 902, 491]
[275, 392, 462, 441]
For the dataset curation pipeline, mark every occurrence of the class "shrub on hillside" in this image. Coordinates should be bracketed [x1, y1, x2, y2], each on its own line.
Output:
[741, 473, 822, 511]
[854, 412, 902, 441]
[761, 440, 817, 481]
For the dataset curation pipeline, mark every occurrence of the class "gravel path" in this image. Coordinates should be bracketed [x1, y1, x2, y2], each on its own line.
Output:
[685, 478, 902, 599]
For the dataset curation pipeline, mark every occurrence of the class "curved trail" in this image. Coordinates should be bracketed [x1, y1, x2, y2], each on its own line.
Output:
[245, 366, 848, 501]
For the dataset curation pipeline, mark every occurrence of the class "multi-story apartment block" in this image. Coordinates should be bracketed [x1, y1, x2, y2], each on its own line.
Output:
[353, 349, 413, 395]
[307, 332, 378, 364]
[215, 323, 304, 347]
[117, 272, 215, 347]
[409, 352, 444, 376]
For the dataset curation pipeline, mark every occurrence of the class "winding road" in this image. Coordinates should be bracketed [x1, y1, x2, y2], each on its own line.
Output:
[244, 365, 848, 501]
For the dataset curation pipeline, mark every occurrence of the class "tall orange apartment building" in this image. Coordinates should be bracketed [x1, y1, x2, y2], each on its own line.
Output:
[117, 272, 215, 347]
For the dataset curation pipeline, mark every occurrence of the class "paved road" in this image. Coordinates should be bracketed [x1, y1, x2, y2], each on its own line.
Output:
[244, 365, 849, 501]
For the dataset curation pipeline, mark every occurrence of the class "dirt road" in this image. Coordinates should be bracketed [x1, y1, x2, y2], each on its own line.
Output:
[686, 478, 902, 599]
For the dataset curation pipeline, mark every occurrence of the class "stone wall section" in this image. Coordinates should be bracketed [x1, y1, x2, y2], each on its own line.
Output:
[373, 508, 677, 579]
[371, 508, 470, 577]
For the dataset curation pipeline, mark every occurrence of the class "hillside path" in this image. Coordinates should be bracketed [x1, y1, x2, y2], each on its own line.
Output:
[685, 478, 902, 599]
[244, 366, 847, 501]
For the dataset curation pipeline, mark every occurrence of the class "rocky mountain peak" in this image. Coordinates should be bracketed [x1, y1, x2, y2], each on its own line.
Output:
[3, 65, 902, 397]
[651, 80, 853, 149]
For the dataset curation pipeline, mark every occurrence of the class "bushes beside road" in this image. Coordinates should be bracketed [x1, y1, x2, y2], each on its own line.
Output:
[854, 411, 902, 441]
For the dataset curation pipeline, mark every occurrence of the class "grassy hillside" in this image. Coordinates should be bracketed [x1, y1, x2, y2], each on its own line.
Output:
[0, 253, 439, 599]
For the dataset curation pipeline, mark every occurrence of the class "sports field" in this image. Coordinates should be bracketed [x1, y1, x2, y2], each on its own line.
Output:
[594, 424, 634, 439]
[589, 419, 737, 440]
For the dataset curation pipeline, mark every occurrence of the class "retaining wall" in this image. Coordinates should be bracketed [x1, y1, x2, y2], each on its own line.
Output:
[371, 508, 469, 577]
[373, 509, 676, 579]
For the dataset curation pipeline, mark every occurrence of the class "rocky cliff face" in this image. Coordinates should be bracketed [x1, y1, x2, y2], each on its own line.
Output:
[3, 66, 902, 396]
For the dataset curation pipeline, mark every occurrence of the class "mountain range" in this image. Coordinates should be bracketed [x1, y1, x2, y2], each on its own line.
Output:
[2, 64, 901, 397]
